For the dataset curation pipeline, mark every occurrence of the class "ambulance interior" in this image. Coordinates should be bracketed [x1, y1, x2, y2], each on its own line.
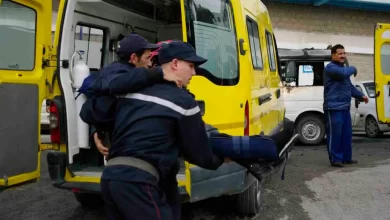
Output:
[62, 0, 231, 177]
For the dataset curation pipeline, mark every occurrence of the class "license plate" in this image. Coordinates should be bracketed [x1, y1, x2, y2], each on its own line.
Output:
[41, 143, 53, 151]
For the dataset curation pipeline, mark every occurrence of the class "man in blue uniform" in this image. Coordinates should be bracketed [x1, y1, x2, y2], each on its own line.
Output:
[85, 34, 183, 156]
[99, 41, 225, 220]
[323, 44, 368, 167]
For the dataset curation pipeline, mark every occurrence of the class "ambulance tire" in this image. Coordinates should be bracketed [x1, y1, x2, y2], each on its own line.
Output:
[235, 180, 263, 216]
[74, 192, 104, 209]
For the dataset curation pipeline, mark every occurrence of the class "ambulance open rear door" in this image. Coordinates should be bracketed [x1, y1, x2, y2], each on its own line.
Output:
[0, 0, 52, 187]
[374, 23, 390, 124]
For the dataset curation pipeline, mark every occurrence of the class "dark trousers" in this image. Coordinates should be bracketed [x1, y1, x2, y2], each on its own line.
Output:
[101, 179, 180, 220]
[324, 110, 353, 163]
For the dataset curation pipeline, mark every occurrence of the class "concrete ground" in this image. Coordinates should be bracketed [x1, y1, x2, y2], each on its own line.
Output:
[0, 134, 389, 220]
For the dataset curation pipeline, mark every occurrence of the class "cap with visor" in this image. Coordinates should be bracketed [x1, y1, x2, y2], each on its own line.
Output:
[158, 41, 207, 66]
[117, 34, 159, 61]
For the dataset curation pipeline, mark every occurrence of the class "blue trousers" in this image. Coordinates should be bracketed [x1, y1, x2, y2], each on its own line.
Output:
[101, 179, 180, 220]
[324, 110, 352, 163]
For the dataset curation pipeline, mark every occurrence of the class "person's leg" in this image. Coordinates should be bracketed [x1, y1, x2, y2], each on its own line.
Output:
[109, 180, 173, 220]
[100, 179, 124, 220]
[159, 176, 181, 220]
[325, 110, 344, 165]
[167, 186, 181, 220]
[341, 110, 355, 163]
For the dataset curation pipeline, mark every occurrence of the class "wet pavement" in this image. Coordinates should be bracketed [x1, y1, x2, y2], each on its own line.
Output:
[0, 134, 389, 220]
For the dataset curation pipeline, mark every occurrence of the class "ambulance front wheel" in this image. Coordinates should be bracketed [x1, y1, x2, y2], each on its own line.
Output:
[235, 180, 263, 216]
[74, 192, 104, 209]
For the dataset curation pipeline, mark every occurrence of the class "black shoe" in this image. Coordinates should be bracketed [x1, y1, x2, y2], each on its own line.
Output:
[343, 160, 358, 164]
[331, 162, 344, 167]
[233, 159, 269, 182]
[268, 119, 296, 152]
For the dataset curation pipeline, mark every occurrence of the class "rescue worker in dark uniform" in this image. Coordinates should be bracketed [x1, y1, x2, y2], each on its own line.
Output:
[86, 34, 183, 157]
[100, 41, 225, 220]
[323, 44, 369, 167]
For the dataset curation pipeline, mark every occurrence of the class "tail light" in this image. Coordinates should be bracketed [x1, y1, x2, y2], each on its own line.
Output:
[244, 101, 249, 136]
[49, 101, 61, 143]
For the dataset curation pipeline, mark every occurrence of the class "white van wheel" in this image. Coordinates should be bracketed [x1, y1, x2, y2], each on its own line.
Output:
[296, 114, 325, 145]
[365, 116, 383, 138]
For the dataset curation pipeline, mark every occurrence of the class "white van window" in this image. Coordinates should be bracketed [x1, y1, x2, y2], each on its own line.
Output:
[185, 0, 238, 85]
[283, 62, 324, 87]
[246, 18, 263, 70]
[363, 82, 375, 98]
[0, 1, 36, 70]
[74, 25, 105, 70]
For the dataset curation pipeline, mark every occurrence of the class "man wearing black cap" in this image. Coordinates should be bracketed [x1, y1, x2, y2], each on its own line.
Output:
[100, 40, 225, 220]
[88, 34, 183, 156]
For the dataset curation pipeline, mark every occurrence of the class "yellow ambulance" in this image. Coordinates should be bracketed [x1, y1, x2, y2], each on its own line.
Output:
[0, 0, 292, 216]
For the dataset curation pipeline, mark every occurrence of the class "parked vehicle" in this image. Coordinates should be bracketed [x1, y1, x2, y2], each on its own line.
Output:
[280, 48, 360, 145]
[374, 23, 390, 127]
[352, 81, 390, 137]
[0, 0, 294, 216]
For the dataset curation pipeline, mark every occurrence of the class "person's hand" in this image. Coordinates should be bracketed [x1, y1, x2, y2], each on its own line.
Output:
[93, 132, 109, 156]
[362, 96, 369, 104]
[224, 158, 232, 163]
[163, 71, 183, 88]
[351, 66, 357, 77]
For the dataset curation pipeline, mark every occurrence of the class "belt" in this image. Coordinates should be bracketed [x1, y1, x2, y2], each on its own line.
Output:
[106, 156, 159, 181]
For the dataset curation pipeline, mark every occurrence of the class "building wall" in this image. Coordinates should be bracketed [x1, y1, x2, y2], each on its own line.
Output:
[263, 1, 390, 81]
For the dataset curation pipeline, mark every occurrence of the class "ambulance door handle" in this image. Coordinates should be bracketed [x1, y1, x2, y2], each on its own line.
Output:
[275, 89, 281, 99]
[258, 93, 272, 106]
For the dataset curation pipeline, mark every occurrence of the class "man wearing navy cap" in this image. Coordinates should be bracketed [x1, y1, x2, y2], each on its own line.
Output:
[88, 34, 183, 157]
[99, 40, 226, 220]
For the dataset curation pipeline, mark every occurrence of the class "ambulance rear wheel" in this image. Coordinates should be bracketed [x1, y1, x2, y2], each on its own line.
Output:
[74, 192, 104, 209]
[235, 180, 263, 216]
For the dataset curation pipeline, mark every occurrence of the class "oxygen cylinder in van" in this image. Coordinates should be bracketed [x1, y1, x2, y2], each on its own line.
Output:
[71, 50, 90, 149]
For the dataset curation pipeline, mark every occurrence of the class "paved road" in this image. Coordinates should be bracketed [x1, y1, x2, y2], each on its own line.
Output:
[1, 135, 389, 220]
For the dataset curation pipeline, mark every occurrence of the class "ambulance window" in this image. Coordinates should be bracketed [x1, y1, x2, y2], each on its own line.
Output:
[185, 0, 238, 86]
[0, 1, 36, 70]
[74, 24, 105, 69]
[246, 18, 263, 70]
[265, 31, 277, 72]
[380, 44, 390, 74]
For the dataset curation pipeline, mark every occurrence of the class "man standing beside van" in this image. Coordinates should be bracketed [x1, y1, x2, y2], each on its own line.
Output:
[323, 44, 368, 167]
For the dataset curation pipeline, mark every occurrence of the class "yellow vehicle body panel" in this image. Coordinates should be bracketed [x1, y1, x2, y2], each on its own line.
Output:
[0, 0, 52, 187]
[374, 23, 390, 124]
